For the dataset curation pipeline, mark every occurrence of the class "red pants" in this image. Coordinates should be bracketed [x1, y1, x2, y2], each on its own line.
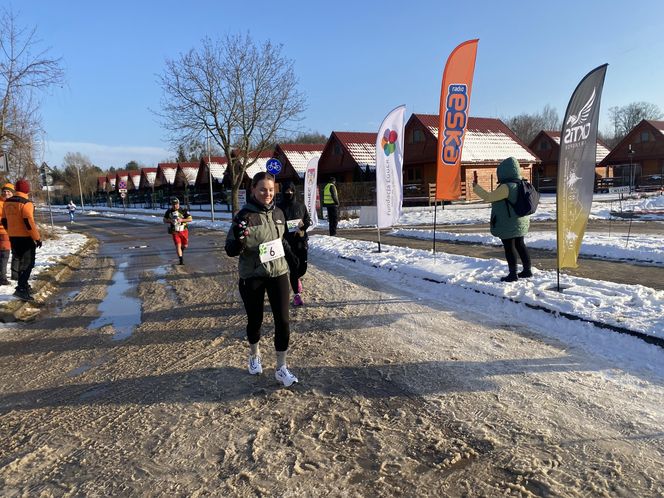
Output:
[171, 230, 189, 248]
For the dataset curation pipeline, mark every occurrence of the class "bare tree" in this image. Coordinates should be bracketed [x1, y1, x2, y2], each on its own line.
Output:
[286, 131, 328, 144]
[62, 152, 101, 200]
[0, 8, 64, 179]
[156, 33, 306, 212]
[504, 104, 561, 144]
[175, 138, 208, 163]
[608, 102, 663, 145]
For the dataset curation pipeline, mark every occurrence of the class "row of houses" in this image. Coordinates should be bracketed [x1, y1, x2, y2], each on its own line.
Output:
[96, 116, 664, 206]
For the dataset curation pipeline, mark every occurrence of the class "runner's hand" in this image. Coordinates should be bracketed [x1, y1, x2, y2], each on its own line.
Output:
[34, 239, 42, 248]
[233, 219, 249, 240]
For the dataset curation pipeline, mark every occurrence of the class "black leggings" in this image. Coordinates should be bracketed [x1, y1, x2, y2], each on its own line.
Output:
[501, 237, 531, 273]
[239, 273, 290, 351]
[288, 246, 308, 294]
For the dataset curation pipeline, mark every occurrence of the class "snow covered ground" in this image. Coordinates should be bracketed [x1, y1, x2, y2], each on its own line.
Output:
[13, 193, 664, 371]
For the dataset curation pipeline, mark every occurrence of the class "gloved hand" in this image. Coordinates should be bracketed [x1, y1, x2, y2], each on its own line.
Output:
[34, 239, 42, 248]
[232, 219, 249, 240]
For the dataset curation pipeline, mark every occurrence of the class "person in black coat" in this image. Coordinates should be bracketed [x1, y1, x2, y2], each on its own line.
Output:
[277, 181, 312, 306]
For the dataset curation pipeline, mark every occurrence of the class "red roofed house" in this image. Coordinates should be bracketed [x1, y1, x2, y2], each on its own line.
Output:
[155, 163, 178, 188]
[243, 150, 275, 182]
[140, 168, 158, 190]
[196, 156, 228, 188]
[598, 120, 664, 192]
[195, 156, 230, 204]
[127, 170, 141, 190]
[404, 114, 539, 201]
[155, 163, 179, 205]
[529, 130, 611, 192]
[115, 171, 129, 192]
[139, 167, 158, 207]
[272, 143, 325, 184]
[317, 132, 377, 183]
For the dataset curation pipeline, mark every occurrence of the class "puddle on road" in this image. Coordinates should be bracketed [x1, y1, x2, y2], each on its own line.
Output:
[88, 261, 142, 341]
[152, 264, 169, 285]
[54, 289, 81, 314]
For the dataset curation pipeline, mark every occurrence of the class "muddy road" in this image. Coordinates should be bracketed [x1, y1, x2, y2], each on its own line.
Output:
[1, 215, 663, 496]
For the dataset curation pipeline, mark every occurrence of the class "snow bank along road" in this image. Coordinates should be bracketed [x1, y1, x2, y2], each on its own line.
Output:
[0, 216, 662, 496]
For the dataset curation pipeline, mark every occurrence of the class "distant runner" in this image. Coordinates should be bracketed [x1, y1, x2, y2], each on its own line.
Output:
[163, 197, 192, 265]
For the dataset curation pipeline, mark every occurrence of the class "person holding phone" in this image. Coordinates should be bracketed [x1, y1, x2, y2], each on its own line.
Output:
[472, 158, 532, 282]
[225, 172, 300, 387]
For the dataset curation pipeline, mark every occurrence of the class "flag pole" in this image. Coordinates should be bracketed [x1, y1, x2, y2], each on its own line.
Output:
[432, 199, 437, 253]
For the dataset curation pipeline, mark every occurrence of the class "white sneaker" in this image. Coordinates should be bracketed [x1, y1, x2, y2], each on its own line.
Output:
[275, 365, 298, 387]
[248, 355, 263, 375]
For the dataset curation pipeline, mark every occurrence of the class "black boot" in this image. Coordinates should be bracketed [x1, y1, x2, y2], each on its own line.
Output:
[500, 272, 518, 282]
[518, 268, 533, 278]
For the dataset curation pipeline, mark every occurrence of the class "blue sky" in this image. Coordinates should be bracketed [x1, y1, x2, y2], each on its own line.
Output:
[8, 0, 664, 169]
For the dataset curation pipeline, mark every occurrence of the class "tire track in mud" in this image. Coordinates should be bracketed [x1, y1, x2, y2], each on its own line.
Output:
[0, 248, 247, 493]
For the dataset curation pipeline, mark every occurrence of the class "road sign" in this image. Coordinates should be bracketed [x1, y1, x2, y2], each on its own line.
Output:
[118, 180, 127, 189]
[118, 188, 127, 193]
[609, 186, 630, 194]
[120, 192, 126, 198]
[266, 158, 282, 175]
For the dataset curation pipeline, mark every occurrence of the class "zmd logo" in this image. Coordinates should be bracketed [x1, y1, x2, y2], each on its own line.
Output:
[563, 88, 596, 145]
[441, 84, 469, 165]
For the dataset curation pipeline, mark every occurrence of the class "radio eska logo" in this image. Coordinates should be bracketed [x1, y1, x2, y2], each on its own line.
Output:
[563, 87, 596, 145]
[441, 84, 469, 165]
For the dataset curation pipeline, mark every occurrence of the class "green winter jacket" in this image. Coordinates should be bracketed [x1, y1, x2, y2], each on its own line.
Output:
[225, 197, 291, 279]
[474, 157, 530, 240]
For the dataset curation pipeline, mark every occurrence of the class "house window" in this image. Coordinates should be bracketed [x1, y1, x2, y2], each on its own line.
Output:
[405, 167, 422, 182]
[412, 129, 425, 143]
[640, 131, 650, 143]
[333, 143, 342, 155]
[538, 141, 550, 151]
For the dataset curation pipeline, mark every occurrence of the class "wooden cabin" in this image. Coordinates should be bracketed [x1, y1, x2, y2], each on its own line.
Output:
[404, 114, 539, 201]
[599, 120, 664, 191]
[272, 143, 325, 184]
[317, 132, 377, 183]
[529, 131, 611, 192]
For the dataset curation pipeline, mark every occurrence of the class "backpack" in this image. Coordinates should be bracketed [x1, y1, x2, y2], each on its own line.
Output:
[504, 179, 539, 217]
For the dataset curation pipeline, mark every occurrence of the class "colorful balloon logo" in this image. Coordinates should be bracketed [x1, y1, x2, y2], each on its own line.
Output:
[382, 129, 398, 156]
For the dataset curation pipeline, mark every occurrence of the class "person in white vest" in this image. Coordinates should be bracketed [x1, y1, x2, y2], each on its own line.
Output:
[67, 200, 77, 223]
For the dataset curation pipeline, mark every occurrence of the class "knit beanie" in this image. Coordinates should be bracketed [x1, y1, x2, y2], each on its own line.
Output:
[15, 179, 30, 194]
[2, 183, 15, 192]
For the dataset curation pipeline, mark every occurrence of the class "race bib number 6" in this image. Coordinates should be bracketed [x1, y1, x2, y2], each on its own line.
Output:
[259, 238, 285, 263]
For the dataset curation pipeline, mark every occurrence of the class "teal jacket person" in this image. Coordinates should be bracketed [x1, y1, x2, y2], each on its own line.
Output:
[473, 157, 530, 239]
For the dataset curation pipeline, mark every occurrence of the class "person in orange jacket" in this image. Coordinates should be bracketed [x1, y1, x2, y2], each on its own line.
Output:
[1, 179, 41, 301]
[0, 183, 15, 286]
